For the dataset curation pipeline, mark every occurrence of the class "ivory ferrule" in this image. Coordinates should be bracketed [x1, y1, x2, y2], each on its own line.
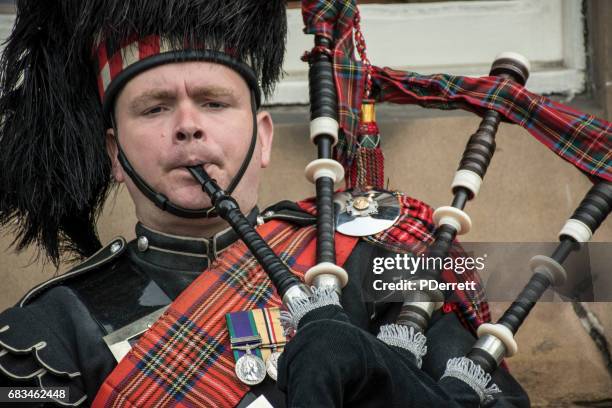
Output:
[309, 117, 339, 145]
[477, 323, 518, 357]
[559, 219, 593, 243]
[451, 169, 483, 198]
[433, 206, 472, 235]
[529, 255, 568, 287]
[304, 262, 349, 288]
[304, 159, 345, 184]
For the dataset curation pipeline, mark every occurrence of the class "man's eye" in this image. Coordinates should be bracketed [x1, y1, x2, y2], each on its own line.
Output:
[203, 101, 226, 109]
[144, 106, 166, 115]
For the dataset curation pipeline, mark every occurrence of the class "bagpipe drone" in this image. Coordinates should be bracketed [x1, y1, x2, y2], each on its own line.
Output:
[187, 0, 611, 406]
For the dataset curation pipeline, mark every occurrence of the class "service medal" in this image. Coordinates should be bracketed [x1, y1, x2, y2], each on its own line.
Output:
[226, 307, 287, 385]
[265, 350, 282, 381]
[235, 349, 267, 386]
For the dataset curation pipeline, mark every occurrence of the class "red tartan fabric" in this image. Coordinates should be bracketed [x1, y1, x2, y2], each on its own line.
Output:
[298, 194, 491, 332]
[371, 67, 612, 182]
[95, 35, 161, 100]
[94, 194, 489, 407]
[93, 218, 358, 407]
[371, 194, 490, 331]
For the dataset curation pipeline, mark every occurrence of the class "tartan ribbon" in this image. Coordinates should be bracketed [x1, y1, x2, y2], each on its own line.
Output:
[93, 194, 489, 407]
[301, 0, 611, 182]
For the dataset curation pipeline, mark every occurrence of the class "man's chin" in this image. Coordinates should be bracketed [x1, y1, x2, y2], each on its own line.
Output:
[167, 194, 213, 211]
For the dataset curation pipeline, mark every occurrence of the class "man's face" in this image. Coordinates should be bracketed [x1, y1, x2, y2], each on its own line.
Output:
[108, 61, 273, 219]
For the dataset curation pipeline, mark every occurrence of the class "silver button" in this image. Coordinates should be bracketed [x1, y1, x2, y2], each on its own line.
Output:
[256, 216, 265, 226]
[264, 210, 274, 217]
[110, 242, 122, 254]
[137, 236, 149, 252]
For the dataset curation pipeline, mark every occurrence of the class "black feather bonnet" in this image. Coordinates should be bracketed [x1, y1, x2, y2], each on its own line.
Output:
[0, 0, 287, 263]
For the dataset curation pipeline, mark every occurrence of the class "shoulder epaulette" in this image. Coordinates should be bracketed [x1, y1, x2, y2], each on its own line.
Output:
[260, 200, 316, 226]
[18, 237, 128, 307]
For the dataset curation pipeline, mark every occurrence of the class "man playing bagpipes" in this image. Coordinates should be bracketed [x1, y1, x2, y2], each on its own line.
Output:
[0, 0, 608, 407]
[272, 1, 610, 407]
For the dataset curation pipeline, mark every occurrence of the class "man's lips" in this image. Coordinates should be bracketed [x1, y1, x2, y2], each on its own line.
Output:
[174, 163, 220, 183]
[181, 160, 206, 168]
[174, 161, 215, 171]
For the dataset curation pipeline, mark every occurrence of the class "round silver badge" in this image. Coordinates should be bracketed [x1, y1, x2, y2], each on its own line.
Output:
[335, 190, 401, 237]
[265, 350, 282, 381]
[235, 353, 266, 386]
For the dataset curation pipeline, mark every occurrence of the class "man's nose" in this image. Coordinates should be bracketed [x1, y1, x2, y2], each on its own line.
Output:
[173, 106, 204, 142]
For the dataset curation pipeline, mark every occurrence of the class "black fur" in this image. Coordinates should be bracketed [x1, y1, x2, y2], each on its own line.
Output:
[0, 0, 287, 264]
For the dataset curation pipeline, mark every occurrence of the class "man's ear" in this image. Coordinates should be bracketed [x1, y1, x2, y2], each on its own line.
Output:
[256, 111, 274, 168]
[106, 129, 125, 183]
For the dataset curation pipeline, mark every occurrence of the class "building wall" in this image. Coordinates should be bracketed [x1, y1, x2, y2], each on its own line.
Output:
[1, 108, 610, 405]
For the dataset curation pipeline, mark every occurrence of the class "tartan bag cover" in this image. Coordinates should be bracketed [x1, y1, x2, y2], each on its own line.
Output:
[302, 0, 611, 182]
[93, 194, 489, 407]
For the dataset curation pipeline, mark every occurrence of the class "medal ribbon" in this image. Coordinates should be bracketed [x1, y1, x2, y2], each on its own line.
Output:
[226, 310, 264, 361]
[254, 307, 286, 362]
[227, 308, 286, 363]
